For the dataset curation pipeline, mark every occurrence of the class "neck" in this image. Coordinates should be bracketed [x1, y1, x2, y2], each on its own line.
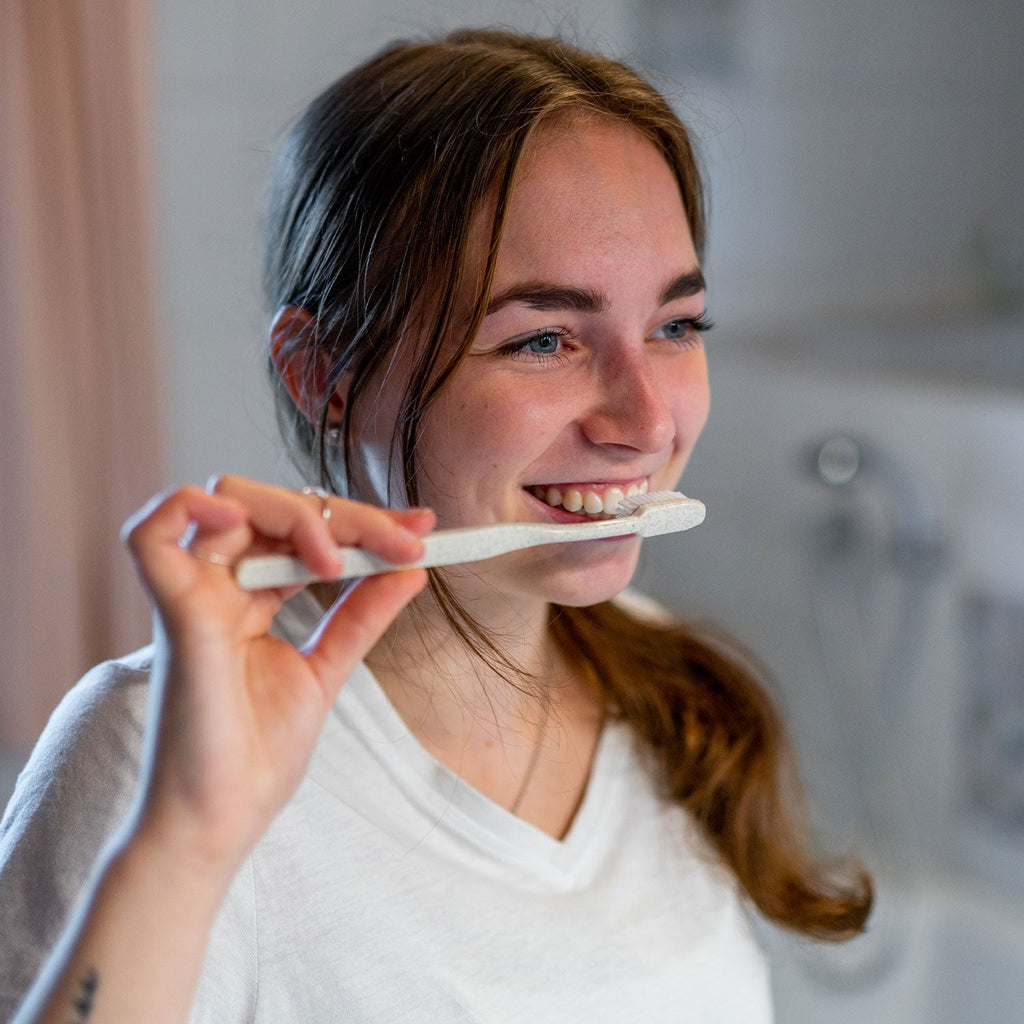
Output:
[365, 581, 604, 836]
[366, 582, 560, 735]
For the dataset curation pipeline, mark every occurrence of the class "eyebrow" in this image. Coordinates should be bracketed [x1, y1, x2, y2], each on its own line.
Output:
[485, 282, 606, 316]
[484, 268, 706, 317]
[659, 269, 706, 305]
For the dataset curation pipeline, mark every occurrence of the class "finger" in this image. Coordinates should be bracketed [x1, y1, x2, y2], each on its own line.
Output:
[123, 486, 249, 596]
[328, 503, 434, 565]
[388, 507, 436, 536]
[122, 486, 247, 546]
[209, 476, 433, 576]
[304, 568, 428, 698]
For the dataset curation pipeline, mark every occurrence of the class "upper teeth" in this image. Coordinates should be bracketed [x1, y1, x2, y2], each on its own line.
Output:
[531, 480, 648, 516]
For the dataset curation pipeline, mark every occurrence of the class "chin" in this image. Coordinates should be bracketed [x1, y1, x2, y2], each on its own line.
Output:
[437, 535, 643, 615]
[519, 541, 642, 608]
[545, 585, 629, 610]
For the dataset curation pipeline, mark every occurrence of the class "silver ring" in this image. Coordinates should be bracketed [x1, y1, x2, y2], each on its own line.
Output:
[301, 486, 332, 521]
[190, 549, 236, 567]
[179, 535, 236, 567]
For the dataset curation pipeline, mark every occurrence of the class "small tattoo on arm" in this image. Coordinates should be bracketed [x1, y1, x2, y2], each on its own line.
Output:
[67, 967, 99, 1023]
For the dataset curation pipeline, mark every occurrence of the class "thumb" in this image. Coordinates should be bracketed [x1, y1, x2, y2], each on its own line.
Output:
[303, 569, 428, 700]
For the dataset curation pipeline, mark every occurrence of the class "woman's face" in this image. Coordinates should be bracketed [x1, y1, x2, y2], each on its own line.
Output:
[355, 117, 710, 613]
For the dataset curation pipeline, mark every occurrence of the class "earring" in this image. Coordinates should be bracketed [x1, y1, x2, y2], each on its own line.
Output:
[326, 425, 342, 445]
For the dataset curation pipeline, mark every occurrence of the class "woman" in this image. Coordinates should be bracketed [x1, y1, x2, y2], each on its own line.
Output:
[1, 29, 870, 1023]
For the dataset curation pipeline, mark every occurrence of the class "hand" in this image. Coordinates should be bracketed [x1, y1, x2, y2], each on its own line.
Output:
[121, 476, 433, 877]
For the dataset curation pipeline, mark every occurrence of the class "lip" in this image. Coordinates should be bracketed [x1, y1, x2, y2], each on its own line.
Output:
[528, 477, 650, 492]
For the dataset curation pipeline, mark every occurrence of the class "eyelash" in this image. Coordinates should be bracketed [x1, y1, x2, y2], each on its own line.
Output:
[500, 313, 714, 362]
[655, 312, 715, 343]
[500, 327, 574, 363]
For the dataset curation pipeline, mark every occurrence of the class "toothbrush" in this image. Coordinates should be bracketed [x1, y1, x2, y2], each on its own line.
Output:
[234, 490, 705, 590]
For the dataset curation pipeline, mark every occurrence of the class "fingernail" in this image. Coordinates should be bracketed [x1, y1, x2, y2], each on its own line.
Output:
[399, 509, 436, 535]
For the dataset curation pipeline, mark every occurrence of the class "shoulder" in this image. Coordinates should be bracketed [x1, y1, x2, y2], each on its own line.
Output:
[611, 588, 677, 625]
[0, 648, 154, 1016]
[7, 647, 154, 822]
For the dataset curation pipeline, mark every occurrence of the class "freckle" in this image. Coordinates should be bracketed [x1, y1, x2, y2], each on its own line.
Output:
[492, 463, 498, 469]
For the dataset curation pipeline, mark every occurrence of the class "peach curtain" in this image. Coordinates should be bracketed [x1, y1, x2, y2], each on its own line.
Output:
[0, 1, 164, 748]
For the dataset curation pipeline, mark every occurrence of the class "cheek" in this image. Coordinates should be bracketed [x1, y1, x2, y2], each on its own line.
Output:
[659, 372, 708, 483]
[667, 361, 711, 453]
[419, 389, 532, 482]
[434, 385, 561, 464]
[689, 378, 712, 434]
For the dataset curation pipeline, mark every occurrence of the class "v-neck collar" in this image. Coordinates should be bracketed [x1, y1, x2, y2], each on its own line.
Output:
[277, 590, 634, 888]
[339, 661, 631, 883]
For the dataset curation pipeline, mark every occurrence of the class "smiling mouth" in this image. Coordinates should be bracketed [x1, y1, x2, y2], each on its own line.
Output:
[528, 480, 649, 517]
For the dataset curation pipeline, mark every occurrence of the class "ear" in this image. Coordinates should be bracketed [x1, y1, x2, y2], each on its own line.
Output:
[269, 306, 347, 426]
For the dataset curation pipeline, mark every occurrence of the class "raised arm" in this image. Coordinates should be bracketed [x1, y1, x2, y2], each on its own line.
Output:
[13, 478, 432, 1024]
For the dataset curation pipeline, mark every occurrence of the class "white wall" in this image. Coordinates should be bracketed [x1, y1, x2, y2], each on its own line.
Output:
[659, 0, 1024, 321]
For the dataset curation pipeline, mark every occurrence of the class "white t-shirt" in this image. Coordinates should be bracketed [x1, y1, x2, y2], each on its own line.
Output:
[0, 593, 772, 1022]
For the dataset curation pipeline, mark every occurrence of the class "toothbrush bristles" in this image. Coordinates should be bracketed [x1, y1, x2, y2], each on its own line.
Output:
[614, 490, 687, 517]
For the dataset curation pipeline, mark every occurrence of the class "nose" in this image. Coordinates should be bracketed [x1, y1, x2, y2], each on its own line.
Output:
[581, 344, 676, 453]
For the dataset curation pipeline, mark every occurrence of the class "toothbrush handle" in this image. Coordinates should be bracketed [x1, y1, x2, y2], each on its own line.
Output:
[234, 520, 616, 590]
[234, 492, 704, 590]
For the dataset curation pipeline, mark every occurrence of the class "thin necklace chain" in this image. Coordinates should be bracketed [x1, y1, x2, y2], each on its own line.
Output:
[508, 695, 551, 816]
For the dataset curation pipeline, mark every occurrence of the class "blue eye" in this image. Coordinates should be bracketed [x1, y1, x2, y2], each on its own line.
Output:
[524, 332, 561, 355]
[652, 313, 714, 342]
[659, 319, 690, 340]
[500, 328, 571, 362]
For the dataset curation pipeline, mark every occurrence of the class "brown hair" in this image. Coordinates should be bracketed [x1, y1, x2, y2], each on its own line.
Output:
[264, 27, 871, 938]
[265, 27, 705, 496]
[553, 602, 871, 938]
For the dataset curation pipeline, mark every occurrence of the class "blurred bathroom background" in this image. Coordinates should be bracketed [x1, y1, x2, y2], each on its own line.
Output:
[2, 1, 1022, 1020]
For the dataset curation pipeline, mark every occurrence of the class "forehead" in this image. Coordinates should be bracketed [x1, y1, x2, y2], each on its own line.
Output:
[488, 116, 694, 279]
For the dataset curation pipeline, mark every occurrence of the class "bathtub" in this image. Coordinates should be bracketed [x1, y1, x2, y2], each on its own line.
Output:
[634, 314, 1024, 1022]
[768, 877, 1024, 1022]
